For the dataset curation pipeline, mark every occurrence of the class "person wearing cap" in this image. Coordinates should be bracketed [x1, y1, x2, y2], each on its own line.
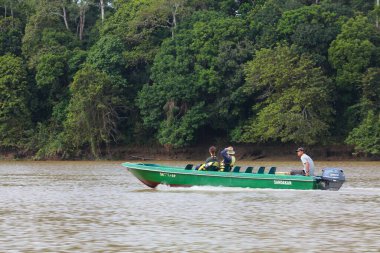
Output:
[197, 146, 219, 171]
[219, 146, 236, 172]
[294, 147, 315, 176]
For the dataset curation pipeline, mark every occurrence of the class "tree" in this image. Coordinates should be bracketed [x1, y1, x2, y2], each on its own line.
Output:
[22, 2, 79, 119]
[138, 11, 253, 147]
[75, 0, 90, 41]
[237, 45, 333, 145]
[86, 34, 125, 75]
[247, 0, 304, 50]
[350, 0, 374, 14]
[35, 52, 67, 101]
[86, 33, 138, 144]
[0, 0, 19, 18]
[101, 0, 170, 88]
[277, 4, 342, 66]
[21, 3, 81, 156]
[103, 0, 185, 64]
[360, 68, 380, 113]
[346, 110, 380, 155]
[22, 1, 74, 68]
[329, 15, 377, 88]
[345, 68, 380, 156]
[0, 54, 31, 148]
[128, 0, 186, 38]
[328, 15, 380, 134]
[0, 17, 23, 56]
[46, 0, 72, 31]
[99, 0, 105, 22]
[28, 28, 77, 122]
[64, 66, 125, 157]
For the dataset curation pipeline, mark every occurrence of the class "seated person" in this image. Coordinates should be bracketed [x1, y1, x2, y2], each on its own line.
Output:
[291, 147, 315, 176]
[219, 146, 236, 172]
[197, 146, 219, 171]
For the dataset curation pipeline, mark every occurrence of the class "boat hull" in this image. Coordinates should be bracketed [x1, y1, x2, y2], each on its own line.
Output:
[123, 163, 320, 190]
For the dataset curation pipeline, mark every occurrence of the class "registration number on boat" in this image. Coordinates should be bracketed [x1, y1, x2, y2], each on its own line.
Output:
[273, 180, 292, 185]
[160, 172, 176, 178]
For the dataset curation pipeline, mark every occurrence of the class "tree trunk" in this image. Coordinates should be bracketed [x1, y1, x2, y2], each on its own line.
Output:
[100, 0, 105, 23]
[62, 6, 69, 30]
[377, 0, 379, 29]
[171, 3, 179, 38]
[79, 6, 86, 41]
[10, 3, 14, 26]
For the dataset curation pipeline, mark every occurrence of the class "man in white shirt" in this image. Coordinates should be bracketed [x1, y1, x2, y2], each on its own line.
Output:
[296, 147, 315, 176]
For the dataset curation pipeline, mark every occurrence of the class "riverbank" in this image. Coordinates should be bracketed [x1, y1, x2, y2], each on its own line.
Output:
[1, 143, 378, 161]
[110, 143, 375, 161]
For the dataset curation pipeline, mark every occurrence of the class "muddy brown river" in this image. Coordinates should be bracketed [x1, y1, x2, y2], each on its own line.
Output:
[0, 160, 379, 252]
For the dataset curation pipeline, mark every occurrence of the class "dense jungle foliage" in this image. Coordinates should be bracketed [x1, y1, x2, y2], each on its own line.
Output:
[0, 0, 379, 159]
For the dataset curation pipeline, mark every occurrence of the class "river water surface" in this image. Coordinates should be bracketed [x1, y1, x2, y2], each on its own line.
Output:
[0, 160, 379, 252]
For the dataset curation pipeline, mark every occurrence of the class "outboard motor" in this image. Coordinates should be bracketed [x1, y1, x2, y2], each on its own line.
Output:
[318, 168, 345, 191]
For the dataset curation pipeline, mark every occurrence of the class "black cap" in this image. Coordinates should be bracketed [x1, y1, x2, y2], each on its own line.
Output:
[296, 147, 304, 152]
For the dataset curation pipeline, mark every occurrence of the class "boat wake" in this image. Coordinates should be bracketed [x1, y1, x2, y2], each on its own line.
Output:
[156, 184, 251, 192]
[341, 187, 380, 192]
[155, 184, 302, 192]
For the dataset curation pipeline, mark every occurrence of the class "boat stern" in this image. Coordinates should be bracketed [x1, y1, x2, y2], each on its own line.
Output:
[317, 168, 345, 191]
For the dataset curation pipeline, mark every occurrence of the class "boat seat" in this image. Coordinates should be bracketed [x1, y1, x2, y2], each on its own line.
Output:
[245, 167, 253, 173]
[232, 166, 241, 173]
[268, 167, 277, 174]
[185, 164, 193, 170]
[257, 166, 265, 174]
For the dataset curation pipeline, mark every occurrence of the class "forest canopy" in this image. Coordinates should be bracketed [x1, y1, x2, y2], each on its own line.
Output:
[0, 0, 379, 158]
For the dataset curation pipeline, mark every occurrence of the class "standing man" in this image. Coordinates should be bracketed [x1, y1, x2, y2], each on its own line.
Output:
[296, 147, 315, 176]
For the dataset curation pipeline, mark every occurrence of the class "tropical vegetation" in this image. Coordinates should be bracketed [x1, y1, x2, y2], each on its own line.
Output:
[0, 0, 379, 158]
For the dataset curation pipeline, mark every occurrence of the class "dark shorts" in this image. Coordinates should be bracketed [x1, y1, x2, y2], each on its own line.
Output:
[290, 169, 305, 176]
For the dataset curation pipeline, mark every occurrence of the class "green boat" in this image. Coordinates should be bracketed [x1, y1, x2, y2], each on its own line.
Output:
[122, 162, 345, 191]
